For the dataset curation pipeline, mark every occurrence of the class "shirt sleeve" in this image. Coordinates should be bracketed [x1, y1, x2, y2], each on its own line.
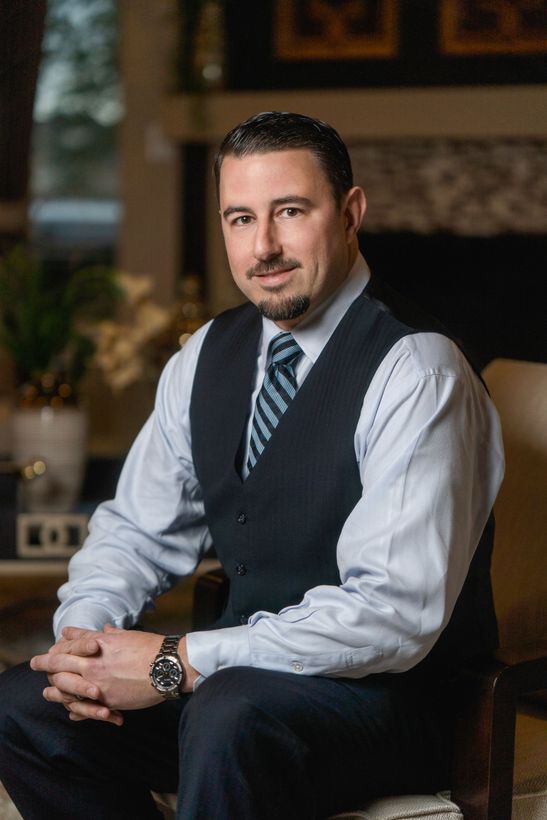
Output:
[186, 333, 505, 681]
[53, 322, 214, 639]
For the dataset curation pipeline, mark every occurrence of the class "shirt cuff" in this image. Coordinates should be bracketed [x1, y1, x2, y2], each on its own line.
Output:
[53, 604, 121, 640]
[185, 625, 252, 680]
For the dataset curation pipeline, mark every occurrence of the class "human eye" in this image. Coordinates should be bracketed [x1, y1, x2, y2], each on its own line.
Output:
[279, 206, 302, 219]
[231, 214, 253, 226]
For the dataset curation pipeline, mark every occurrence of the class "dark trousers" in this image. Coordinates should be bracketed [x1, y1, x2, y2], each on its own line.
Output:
[0, 661, 453, 820]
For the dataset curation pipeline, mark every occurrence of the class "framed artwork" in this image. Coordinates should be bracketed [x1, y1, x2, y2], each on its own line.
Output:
[221, 0, 547, 90]
[274, 0, 399, 61]
[440, 0, 547, 55]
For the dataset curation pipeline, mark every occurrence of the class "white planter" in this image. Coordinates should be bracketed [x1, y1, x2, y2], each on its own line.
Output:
[11, 406, 88, 513]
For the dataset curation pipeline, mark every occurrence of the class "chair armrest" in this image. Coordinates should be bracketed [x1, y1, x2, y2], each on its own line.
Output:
[192, 568, 229, 631]
[451, 647, 547, 820]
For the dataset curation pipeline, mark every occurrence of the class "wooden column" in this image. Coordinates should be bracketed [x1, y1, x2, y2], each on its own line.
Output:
[0, 1, 47, 248]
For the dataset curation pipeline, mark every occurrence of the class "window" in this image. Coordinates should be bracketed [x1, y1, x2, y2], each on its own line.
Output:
[31, 0, 123, 265]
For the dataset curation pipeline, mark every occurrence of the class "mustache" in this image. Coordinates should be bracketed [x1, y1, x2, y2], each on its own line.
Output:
[246, 258, 302, 280]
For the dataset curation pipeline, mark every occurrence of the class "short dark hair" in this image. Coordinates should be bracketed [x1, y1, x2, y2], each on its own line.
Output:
[213, 111, 353, 204]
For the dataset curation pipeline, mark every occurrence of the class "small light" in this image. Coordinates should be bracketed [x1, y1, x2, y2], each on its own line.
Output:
[202, 64, 222, 83]
[33, 460, 46, 476]
[41, 372, 56, 390]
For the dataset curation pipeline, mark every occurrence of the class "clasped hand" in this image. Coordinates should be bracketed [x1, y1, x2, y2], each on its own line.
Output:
[30, 626, 188, 726]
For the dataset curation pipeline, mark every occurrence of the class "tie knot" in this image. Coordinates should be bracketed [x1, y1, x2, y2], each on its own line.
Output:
[270, 332, 302, 368]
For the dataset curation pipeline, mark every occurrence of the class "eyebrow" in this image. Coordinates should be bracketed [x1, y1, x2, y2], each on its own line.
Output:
[222, 195, 313, 220]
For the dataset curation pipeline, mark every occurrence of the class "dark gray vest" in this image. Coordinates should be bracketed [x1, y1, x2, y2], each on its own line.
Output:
[190, 283, 498, 670]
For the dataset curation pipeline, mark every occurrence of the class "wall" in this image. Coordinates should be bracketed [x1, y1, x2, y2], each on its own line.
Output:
[118, 0, 181, 305]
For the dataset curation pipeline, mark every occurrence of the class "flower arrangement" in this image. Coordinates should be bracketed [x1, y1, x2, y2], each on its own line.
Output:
[88, 272, 175, 392]
[0, 244, 207, 407]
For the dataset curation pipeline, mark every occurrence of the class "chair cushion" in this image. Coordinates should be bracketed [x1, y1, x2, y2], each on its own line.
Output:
[512, 790, 547, 820]
[330, 792, 462, 819]
[512, 710, 547, 820]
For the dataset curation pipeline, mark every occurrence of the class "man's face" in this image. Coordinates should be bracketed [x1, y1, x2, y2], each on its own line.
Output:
[219, 149, 364, 328]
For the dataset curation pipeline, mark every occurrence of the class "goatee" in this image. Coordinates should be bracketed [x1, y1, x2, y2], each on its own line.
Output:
[257, 294, 311, 322]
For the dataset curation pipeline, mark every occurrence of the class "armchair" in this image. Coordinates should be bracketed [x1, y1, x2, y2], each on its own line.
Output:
[158, 359, 546, 819]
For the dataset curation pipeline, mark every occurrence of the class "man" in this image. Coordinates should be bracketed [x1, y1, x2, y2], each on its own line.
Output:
[0, 112, 504, 819]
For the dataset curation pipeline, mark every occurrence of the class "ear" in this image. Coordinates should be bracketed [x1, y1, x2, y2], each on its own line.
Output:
[343, 187, 367, 241]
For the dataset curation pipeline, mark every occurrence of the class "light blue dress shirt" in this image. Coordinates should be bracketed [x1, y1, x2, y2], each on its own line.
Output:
[54, 255, 504, 684]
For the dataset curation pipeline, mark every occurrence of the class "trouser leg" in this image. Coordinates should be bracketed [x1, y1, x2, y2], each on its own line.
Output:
[1, 661, 454, 820]
[0, 662, 185, 820]
[176, 665, 454, 820]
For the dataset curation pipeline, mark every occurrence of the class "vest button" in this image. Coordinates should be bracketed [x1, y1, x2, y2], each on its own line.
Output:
[239, 614, 248, 624]
[237, 512, 247, 524]
[236, 562, 247, 576]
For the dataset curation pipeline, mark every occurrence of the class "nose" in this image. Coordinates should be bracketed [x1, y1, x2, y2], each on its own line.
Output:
[253, 218, 281, 261]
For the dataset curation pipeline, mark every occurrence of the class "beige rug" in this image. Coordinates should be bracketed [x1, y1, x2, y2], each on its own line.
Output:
[0, 782, 21, 819]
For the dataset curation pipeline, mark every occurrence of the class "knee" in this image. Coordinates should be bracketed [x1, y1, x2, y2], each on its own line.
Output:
[0, 663, 49, 739]
[184, 666, 282, 715]
[179, 667, 283, 748]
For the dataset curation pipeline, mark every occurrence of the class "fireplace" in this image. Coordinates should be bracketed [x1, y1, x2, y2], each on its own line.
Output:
[350, 136, 547, 366]
[361, 231, 546, 368]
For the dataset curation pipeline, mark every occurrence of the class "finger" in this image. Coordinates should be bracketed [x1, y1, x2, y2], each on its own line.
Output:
[61, 626, 94, 641]
[31, 652, 86, 675]
[43, 686, 83, 705]
[66, 700, 124, 726]
[49, 671, 100, 699]
[44, 685, 123, 726]
[48, 635, 97, 656]
[103, 623, 123, 633]
[58, 636, 100, 657]
[43, 675, 99, 702]
[48, 641, 68, 655]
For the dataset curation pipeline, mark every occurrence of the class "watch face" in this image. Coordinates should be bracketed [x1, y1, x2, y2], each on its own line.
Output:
[152, 656, 182, 692]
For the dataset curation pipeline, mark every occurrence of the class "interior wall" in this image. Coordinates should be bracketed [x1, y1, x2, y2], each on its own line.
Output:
[118, 0, 181, 305]
[83, 0, 182, 455]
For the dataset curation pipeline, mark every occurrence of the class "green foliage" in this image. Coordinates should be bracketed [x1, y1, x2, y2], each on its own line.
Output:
[38, 0, 121, 124]
[33, 0, 121, 198]
[0, 245, 120, 386]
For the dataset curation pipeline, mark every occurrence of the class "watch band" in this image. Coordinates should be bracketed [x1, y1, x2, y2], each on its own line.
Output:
[160, 635, 182, 656]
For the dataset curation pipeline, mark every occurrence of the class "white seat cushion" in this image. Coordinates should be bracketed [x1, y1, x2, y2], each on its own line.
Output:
[512, 710, 547, 820]
[330, 792, 462, 820]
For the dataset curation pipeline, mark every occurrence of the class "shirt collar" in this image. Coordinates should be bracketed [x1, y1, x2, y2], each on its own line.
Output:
[260, 253, 371, 365]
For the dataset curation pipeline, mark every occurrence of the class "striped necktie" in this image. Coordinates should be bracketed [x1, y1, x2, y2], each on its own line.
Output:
[247, 332, 303, 472]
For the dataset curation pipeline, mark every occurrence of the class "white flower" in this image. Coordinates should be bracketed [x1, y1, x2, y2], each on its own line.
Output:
[85, 273, 175, 391]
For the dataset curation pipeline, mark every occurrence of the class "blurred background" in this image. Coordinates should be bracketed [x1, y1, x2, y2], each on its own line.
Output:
[0, 5, 545, 814]
[0, 0, 546, 654]
[1, 0, 546, 461]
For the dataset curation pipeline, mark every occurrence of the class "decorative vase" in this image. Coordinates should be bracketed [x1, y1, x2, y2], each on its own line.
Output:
[11, 406, 88, 513]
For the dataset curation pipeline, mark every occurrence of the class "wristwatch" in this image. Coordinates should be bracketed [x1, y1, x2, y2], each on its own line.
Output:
[149, 635, 186, 699]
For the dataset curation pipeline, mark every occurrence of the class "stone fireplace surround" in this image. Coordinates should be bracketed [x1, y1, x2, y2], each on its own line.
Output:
[351, 136, 547, 366]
